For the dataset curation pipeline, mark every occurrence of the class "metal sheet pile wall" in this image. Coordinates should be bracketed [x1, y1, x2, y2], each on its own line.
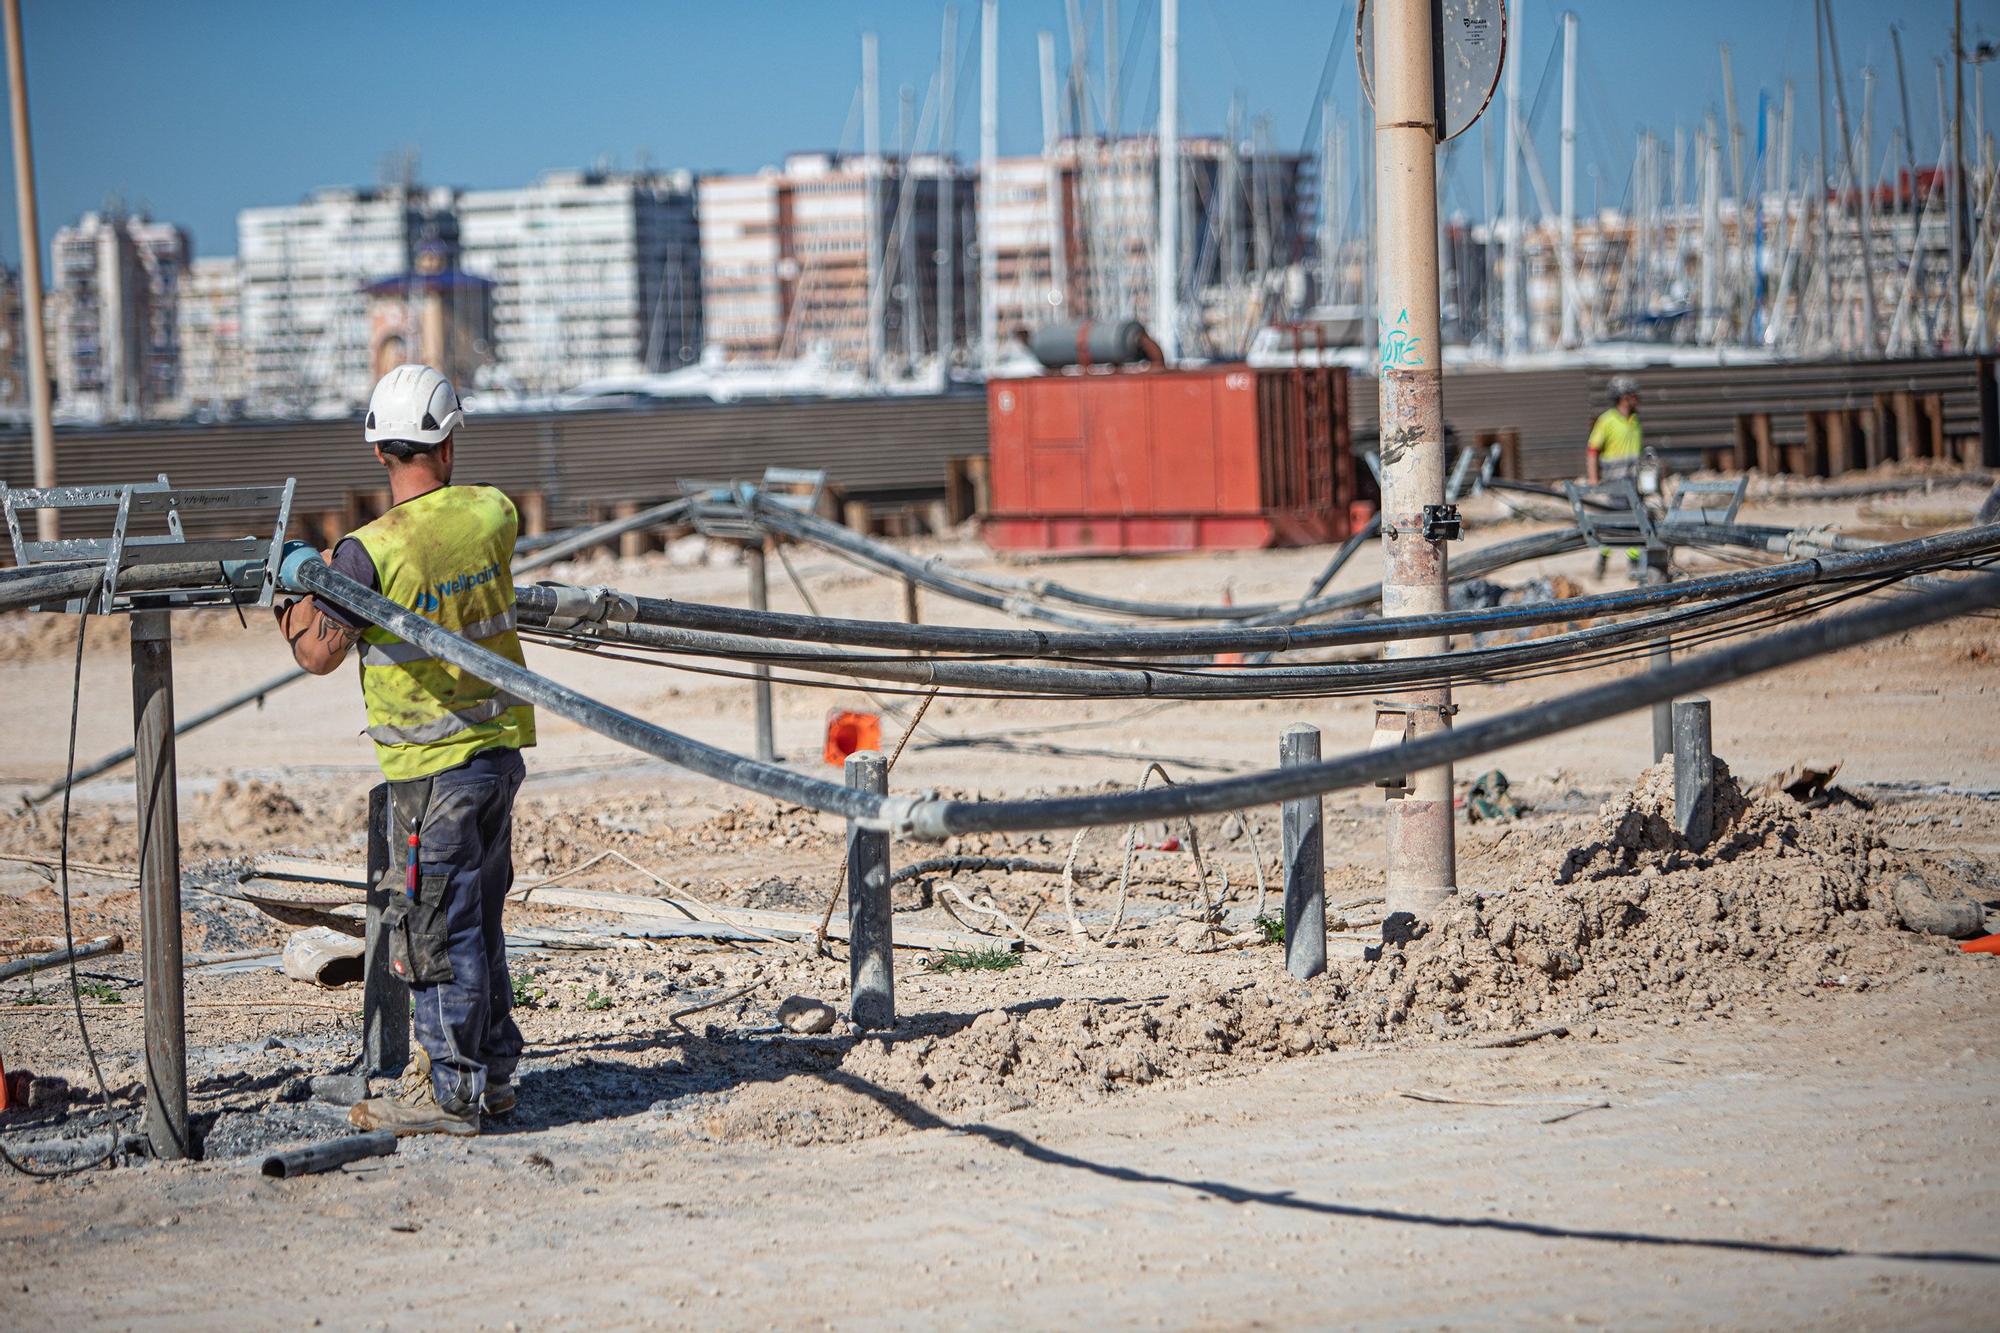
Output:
[1349, 356, 1995, 480]
[0, 395, 989, 551]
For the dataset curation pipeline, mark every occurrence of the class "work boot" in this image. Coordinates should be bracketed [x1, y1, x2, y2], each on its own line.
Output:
[481, 1081, 516, 1118]
[348, 1049, 480, 1138]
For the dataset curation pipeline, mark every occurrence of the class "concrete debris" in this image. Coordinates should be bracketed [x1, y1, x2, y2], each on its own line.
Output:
[776, 996, 837, 1035]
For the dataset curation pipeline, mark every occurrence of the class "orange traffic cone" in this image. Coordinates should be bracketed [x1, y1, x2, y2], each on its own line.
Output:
[1960, 934, 2000, 955]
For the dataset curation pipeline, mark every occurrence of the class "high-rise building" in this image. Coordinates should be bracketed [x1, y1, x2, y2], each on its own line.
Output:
[51, 211, 190, 419]
[0, 266, 26, 413]
[982, 135, 1313, 357]
[177, 256, 246, 415]
[457, 169, 703, 392]
[698, 152, 976, 369]
[238, 185, 453, 413]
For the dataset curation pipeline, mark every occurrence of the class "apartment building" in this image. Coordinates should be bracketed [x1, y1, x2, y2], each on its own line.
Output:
[977, 135, 1314, 354]
[0, 266, 25, 412]
[177, 256, 246, 415]
[51, 211, 190, 419]
[457, 169, 703, 392]
[237, 185, 452, 412]
[698, 152, 976, 370]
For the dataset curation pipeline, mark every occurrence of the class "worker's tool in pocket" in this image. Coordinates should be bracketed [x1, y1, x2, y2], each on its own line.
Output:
[383, 777, 454, 986]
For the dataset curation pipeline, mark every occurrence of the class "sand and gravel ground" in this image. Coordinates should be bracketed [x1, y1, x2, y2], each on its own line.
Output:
[0, 481, 1996, 1328]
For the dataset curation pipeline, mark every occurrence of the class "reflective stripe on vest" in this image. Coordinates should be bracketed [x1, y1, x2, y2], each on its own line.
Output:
[358, 608, 519, 668]
[365, 692, 525, 746]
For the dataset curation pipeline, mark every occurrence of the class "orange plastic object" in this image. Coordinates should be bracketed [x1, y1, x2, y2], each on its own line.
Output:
[1960, 934, 2000, 955]
[824, 709, 882, 766]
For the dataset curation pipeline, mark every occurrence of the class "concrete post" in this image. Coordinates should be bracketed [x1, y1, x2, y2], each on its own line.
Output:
[844, 751, 894, 1028]
[1280, 725, 1326, 980]
[362, 783, 409, 1079]
[130, 611, 189, 1159]
[746, 541, 776, 762]
[1673, 696, 1715, 848]
[1373, 0, 1457, 924]
[902, 576, 921, 625]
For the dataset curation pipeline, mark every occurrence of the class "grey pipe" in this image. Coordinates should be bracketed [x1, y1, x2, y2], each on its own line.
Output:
[259, 1131, 396, 1178]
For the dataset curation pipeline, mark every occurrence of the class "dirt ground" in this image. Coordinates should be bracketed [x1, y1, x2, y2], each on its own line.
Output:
[1, 480, 1997, 1328]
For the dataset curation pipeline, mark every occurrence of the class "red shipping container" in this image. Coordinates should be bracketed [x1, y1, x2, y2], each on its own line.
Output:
[983, 363, 1375, 553]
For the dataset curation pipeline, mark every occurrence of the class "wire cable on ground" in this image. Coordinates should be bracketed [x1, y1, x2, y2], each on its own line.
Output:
[2, 581, 125, 1178]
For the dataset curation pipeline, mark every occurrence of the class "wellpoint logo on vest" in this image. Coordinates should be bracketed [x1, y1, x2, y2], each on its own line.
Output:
[411, 560, 502, 616]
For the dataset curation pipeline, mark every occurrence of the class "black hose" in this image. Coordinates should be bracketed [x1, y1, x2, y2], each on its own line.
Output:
[290, 557, 880, 821]
[896, 566, 2000, 837]
[525, 583, 1832, 700]
[512, 525, 2000, 659]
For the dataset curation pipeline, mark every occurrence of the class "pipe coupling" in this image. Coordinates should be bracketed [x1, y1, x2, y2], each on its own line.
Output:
[535, 581, 637, 630]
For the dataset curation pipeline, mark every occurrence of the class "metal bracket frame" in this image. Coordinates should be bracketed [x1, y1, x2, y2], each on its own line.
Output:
[1562, 476, 1657, 550]
[1, 475, 295, 614]
[1666, 476, 1748, 530]
[677, 467, 828, 544]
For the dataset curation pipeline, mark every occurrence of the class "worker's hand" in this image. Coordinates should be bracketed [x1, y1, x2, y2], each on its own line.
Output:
[272, 596, 298, 626]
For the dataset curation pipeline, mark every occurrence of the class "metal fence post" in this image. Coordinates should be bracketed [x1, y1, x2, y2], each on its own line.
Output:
[130, 610, 190, 1159]
[1648, 548, 1674, 760]
[746, 539, 776, 762]
[1672, 696, 1715, 849]
[1280, 724, 1326, 979]
[844, 750, 894, 1028]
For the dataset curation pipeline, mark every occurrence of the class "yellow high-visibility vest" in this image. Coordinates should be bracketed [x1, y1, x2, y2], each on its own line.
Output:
[1589, 408, 1643, 462]
[349, 485, 536, 781]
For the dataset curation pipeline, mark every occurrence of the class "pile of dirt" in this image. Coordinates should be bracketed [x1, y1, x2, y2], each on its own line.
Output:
[677, 761, 1991, 1147]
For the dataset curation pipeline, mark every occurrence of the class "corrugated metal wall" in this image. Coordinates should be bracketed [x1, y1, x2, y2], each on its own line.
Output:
[0, 394, 989, 545]
[1349, 355, 1996, 480]
[4, 358, 1992, 551]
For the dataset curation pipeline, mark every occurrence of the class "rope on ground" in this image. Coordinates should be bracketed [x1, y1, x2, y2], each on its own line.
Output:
[1061, 762, 1226, 947]
[932, 882, 1069, 962]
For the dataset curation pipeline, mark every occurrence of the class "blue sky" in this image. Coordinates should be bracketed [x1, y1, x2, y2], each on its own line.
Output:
[4, 0, 1994, 261]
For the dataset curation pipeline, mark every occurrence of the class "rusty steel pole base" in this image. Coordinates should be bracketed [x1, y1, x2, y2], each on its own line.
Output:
[1373, 0, 1458, 929]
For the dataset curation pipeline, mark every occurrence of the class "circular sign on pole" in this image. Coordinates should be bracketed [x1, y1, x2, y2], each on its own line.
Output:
[1356, 0, 1506, 143]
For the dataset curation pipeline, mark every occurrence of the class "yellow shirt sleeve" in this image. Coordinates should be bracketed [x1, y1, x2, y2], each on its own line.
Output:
[1587, 410, 1612, 452]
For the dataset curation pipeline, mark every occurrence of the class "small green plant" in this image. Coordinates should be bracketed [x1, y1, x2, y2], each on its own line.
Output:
[76, 980, 123, 1004]
[582, 988, 614, 1011]
[10, 990, 54, 1007]
[1254, 914, 1285, 944]
[510, 974, 546, 1009]
[925, 947, 1022, 974]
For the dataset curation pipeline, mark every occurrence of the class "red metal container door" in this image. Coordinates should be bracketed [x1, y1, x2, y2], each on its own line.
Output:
[1085, 374, 1155, 515]
[986, 382, 1032, 515]
[1213, 370, 1263, 514]
[1025, 378, 1087, 515]
[1148, 374, 1222, 514]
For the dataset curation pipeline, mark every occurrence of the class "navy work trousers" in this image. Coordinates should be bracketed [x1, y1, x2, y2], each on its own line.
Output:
[387, 746, 527, 1113]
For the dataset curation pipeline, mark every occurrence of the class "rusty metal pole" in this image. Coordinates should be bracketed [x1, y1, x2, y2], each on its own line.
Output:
[3, 0, 55, 540]
[1373, 0, 1457, 927]
[130, 610, 190, 1159]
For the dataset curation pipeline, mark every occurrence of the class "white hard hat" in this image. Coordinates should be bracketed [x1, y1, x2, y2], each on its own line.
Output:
[364, 364, 463, 450]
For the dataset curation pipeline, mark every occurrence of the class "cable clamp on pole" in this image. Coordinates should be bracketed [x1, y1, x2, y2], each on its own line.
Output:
[536, 581, 636, 630]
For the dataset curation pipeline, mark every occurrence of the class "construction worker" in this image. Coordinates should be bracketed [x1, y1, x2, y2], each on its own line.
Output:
[1585, 373, 1643, 484]
[273, 364, 536, 1137]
